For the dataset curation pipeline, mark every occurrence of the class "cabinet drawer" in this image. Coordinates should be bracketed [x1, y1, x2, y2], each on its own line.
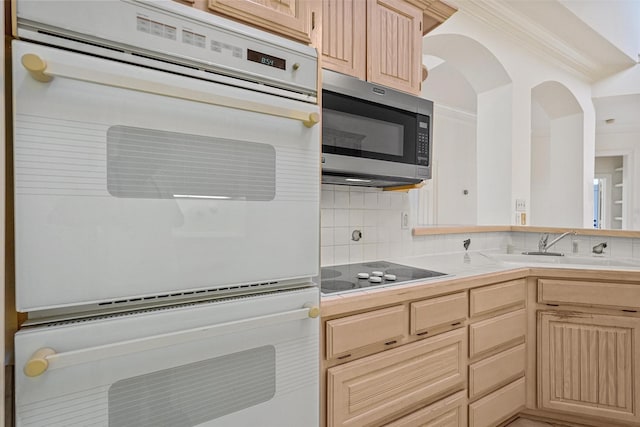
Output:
[327, 329, 466, 427]
[469, 344, 525, 399]
[538, 279, 640, 310]
[326, 305, 407, 360]
[469, 377, 525, 427]
[469, 309, 526, 358]
[470, 279, 525, 317]
[385, 391, 467, 427]
[410, 292, 467, 336]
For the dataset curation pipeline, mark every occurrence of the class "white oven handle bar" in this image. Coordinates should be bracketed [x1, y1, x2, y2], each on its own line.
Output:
[23, 303, 320, 377]
[20, 53, 320, 127]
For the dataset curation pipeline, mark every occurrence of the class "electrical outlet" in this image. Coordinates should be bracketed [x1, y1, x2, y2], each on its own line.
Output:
[401, 212, 409, 229]
[515, 199, 526, 211]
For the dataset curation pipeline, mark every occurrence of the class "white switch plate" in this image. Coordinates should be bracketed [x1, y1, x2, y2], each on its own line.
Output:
[401, 212, 409, 229]
[515, 199, 526, 211]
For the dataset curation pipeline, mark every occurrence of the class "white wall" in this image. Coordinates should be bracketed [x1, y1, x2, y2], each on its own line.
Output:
[430, 105, 477, 225]
[422, 11, 596, 228]
[1, 4, 6, 420]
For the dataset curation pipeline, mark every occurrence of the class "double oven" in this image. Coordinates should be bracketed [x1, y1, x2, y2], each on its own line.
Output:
[10, 1, 320, 426]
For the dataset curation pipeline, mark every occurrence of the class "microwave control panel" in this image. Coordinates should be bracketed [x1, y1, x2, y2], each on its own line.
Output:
[416, 116, 430, 167]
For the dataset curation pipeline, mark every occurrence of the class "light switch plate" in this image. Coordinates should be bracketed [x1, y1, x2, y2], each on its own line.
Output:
[515, 199, 526, 211]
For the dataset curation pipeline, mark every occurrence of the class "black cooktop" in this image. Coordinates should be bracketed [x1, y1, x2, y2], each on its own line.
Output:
[320, 261, 446, 294]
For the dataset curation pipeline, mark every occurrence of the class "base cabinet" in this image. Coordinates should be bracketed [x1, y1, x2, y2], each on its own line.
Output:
[326, 329, 466, 427]
[538, 311, 640, 424]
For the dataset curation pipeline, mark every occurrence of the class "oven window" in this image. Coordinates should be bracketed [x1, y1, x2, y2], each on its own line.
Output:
[108, 345, 276, 426]
[107, 126, 276, 200]
[322, 91, 418, 163]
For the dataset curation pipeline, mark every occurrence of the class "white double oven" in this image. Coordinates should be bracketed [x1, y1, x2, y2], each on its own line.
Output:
[11, 1, 320, 426]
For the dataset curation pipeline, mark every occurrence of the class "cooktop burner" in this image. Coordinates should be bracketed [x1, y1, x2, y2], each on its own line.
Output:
[320, 261, 447, 295]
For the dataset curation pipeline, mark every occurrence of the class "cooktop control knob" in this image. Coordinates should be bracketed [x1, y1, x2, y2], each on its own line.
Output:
[371, 271, 384, 277]
[357, 272, 370, 279]
[383, 274, 397, 281]
[369, 276, 382, 283]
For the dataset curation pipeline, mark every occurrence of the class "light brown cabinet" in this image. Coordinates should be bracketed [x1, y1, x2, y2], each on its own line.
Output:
[326, 328, 466, 427]
[538, 311, 640, 424]
[182, 0, 315, 43]
[322, 0, 423, 94]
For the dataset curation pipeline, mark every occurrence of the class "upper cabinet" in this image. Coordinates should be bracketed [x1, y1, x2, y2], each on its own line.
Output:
[181, 0, 316, 44]
[321, 0, 455, 95]
[322, 0, 422, 94]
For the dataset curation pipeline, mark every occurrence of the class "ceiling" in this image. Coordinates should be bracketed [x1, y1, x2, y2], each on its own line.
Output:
[437, 0, 640, 132]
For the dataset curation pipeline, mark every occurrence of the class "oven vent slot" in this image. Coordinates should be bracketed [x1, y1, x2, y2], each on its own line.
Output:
[96, 280, 279, 307]
[41, 283, 318, 327]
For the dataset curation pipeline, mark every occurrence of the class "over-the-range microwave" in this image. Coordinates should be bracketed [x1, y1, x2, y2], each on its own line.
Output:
[321, 69, 434, 188]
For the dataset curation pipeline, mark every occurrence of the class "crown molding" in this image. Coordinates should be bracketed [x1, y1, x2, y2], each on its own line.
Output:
[445, 0, 634, 82]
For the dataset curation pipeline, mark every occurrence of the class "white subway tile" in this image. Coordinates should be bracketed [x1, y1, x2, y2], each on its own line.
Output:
[334, 227, 350, 245]
[320, 246, 334, 267]
[334, 185, 348, 192]
[364, 210, 378, 227]
[377, 227, 390, 243]
[388, 242, 402, 258]
[364, 192, 378, 209]
[609, 237, 633, 258]
[363, 226, 377, 243]
[320, 209, 334, 228]
[334, 209, 349, 227]
[633, 239, 640, 259]
[376, 243, 390, 260]
[350, 190, 365, 208]
[349, 244, 364, 263]
[378, 192, 391, 209]
[320, 189, 334, 209]
[349, 209, 364, 227]
[334, 245, 349, 265]
[320, 228, 334, 247]
[334, 190, 350, 208]
[363, 244, 377, 261]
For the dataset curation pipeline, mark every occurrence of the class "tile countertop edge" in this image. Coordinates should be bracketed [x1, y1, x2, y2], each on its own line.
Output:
[413, 225, 640, 238]
[320, 264, 640, 318]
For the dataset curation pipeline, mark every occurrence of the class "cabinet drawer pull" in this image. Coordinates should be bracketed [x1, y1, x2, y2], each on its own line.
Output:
[337, 354, 351, 360]
[384, 340, 397, 346]
[546, 303, 559, 307]
[622, 309, 638, 313]
[451, 322, 462, 326]
[416, 331, 429, 336]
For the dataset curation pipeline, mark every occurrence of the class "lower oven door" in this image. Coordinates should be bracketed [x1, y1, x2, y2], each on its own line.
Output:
[15, 287, 319, 427]
[12, 40, 320, 311]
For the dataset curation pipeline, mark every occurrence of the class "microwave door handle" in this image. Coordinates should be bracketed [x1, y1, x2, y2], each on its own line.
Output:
[22, 303, 319, 378]
[20, 53, 319, 128]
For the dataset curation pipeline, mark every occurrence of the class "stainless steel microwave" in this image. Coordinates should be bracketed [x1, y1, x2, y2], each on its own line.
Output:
[321, 69, 434, 188]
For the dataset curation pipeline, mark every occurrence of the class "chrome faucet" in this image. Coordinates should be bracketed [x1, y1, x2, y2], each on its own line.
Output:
[538, 231, 577, 253]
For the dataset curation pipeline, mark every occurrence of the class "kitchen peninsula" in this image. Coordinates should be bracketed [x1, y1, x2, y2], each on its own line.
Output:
[321, 226, 640, 427]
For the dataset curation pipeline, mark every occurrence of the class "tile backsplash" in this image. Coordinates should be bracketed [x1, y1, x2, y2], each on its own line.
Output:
[320, 184, 510, 266]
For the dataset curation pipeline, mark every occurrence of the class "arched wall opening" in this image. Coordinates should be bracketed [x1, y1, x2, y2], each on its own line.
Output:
[530, 81, 585, 227]
[420, 33, 513, 225]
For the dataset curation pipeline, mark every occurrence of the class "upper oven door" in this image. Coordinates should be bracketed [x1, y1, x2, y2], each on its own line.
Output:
[12, 40, 320, 312]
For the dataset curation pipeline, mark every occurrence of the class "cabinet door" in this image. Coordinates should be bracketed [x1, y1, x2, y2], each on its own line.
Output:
[321, 0, 367, 80]
[539, 312, 640, 424]
[385, 391, 467, 427]
[327, 328, 466, 427]
[208, 0, 312, 43]
[367, 0, 422, 94]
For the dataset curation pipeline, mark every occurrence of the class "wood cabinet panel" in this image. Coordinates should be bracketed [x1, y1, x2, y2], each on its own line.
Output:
[469, 279, 525, 318]
[207, 0, 312, 43]
[538, 279, 640, 310]
[539, 312, 640, 423]
[327, 328, 466, 427]
[367, 0, 422, 94]
[410, 292, 467, 336]
[326, 305, 407, 359]
[469, 343, 525, 400]
[469, 309, 526, 358]
[321, 0, 366, 80]
[385, 391, 467, 427]
[469, 377, 526, 427]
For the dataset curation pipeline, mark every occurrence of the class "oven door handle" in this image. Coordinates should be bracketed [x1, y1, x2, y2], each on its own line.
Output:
[23, 303, 319, 377]
[20, 53, 320, 127]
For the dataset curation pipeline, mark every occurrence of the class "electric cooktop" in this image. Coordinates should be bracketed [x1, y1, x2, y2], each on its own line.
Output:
[320, 261, 447, 295]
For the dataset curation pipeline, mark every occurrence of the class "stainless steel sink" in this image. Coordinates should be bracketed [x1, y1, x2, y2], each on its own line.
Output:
[485, 253, 640, 268]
